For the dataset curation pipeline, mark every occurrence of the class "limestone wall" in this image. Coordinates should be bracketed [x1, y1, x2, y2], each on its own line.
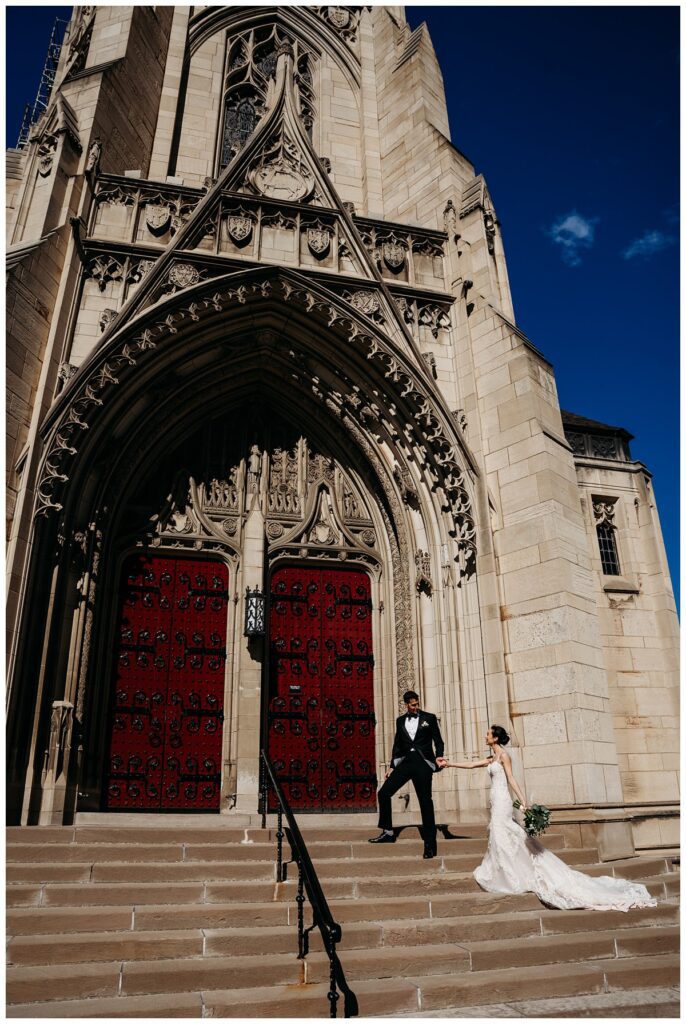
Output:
[574, 461, 680, 804]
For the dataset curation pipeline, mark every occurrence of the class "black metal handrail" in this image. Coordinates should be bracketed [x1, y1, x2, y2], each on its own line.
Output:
[260, 750, 359, 1019]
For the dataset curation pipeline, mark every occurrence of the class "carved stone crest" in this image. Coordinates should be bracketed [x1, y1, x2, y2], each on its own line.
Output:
[328, 6, 351, 29]
[350, 290, 381, 318]
[145, 204, 172, 235]
[169, 263, 199, 289]
[382, 239, 406, 271]
[307, 226, 331, 258]
[227, 215, 253, 245]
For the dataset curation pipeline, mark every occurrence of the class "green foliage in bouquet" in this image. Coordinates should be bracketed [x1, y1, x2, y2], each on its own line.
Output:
[512, 799, 551, 837]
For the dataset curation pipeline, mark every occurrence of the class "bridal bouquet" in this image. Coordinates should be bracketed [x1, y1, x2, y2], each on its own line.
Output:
[513, 799, 551, 837]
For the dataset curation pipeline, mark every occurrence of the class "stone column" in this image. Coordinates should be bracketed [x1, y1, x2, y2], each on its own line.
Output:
[233, 502, 266, 813]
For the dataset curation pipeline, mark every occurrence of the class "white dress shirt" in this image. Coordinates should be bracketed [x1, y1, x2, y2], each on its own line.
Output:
[405, 714, 420, 740]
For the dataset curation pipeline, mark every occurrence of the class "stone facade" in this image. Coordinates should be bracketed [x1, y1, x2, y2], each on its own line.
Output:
[6, 7, 678, 834]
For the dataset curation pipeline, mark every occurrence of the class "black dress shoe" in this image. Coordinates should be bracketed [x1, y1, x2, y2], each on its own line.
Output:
[368, 832, 396, 844]
[423, 841, 437, 859]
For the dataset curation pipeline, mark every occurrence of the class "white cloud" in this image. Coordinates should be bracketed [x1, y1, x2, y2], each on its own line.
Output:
[622, 229, 677, 261]
[546, 211, 598, 267]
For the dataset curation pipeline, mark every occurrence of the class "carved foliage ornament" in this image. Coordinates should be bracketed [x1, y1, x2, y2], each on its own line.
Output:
[593, 500, 617, 527]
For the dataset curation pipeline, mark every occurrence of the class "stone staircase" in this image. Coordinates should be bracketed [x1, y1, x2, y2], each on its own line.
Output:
[6, 822, 679, 1018]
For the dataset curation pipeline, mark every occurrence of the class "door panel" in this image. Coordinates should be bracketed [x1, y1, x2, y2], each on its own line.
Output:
[268, 565, 376, 812]
[106, 554, 228, 811]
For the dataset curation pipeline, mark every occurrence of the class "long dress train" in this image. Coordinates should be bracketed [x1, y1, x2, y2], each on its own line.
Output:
[473, 760, 657, 912]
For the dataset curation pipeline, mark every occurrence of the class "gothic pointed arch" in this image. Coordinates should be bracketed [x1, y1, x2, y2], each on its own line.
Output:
[38, 267, 478, 574]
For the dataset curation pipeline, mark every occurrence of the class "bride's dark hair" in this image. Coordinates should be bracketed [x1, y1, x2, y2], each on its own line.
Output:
[490, 724, 510, 746]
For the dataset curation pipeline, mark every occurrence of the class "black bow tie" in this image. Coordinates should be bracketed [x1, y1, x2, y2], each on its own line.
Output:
[407, 713, 419, 719]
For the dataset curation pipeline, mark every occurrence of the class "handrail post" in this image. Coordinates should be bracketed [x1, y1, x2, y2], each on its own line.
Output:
[260, 753, 268, 830]
[276, 804, 284, 882]
[296, 859, 305, 959]
[326, 928, 340, 1018]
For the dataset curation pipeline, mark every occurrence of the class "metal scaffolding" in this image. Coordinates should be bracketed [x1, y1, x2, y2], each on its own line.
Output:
[16, 17, 69, 149]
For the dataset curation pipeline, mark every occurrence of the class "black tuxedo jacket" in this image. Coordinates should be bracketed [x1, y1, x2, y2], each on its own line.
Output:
[391, 711, 444, 771]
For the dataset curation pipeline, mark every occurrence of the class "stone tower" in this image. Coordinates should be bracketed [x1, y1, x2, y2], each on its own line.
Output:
[6, 6, 678, 844]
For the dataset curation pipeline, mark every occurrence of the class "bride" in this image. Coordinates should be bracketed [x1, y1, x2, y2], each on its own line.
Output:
[438, 725, 657, 912]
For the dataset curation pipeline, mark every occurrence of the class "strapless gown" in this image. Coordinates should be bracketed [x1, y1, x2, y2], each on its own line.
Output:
[473, 760, 657, 911]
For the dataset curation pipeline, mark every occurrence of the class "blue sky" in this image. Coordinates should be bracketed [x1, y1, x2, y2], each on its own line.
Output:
[6, 5, 680, 608]
[407, 5, 680, 609]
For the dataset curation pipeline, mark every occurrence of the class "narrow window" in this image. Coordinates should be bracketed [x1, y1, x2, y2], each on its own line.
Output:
[596, 521, 621, 575]
[593, 499, 621, 576]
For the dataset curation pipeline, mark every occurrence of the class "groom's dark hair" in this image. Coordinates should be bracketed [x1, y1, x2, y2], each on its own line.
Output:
[403, 690, 419, 703]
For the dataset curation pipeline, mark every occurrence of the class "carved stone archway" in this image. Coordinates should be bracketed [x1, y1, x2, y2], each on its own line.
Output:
[9, 267, 482, 822]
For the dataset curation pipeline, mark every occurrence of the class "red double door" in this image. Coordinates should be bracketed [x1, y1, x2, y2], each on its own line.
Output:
[267, 566, 377, 812]
[105, 554, 228, 811]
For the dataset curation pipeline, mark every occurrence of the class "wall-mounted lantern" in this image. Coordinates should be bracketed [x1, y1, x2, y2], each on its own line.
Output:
[244, 586, 266, 637]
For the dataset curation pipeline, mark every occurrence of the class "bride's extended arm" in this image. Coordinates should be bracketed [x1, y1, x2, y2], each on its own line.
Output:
[500, 751, 527, 807]
[440, 757, 492, 769]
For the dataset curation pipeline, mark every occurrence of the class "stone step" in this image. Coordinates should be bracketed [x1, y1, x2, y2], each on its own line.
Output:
[12, 955, 677, 1019]
[11, 900, 675, 968]
[313, 846, 598, 877]
[8, 928, 208, 967]
[7, 950, 307, 1005]
[584, 855, 676, 880]
[7, 823, 502, 845]
[8, 887, 676, 946]
[4, 833, 571, 864]
[303, 925, 678, 983]
[404, 954, 679, 1014]
[2, 847, 663, 888]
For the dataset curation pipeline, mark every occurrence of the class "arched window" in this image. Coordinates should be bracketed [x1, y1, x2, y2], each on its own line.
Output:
[217, 25, 316, 172]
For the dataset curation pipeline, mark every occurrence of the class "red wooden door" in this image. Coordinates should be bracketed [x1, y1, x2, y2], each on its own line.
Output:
[267, 565, 376, 811]
[105, 553, 228, 811]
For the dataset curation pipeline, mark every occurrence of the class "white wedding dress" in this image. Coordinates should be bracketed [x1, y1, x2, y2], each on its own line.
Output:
[473, 759, 657, 911]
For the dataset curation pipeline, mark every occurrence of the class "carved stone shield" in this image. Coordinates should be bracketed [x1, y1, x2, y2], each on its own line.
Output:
[328, 6, 351, 29]
[145, 204, 172, 234]
[350, 291, 380, 317]
[382, 240, 406, 270]
[169, 263, 199, 289]
[307, 226, 331, 258]
[227, 215, 253, 245]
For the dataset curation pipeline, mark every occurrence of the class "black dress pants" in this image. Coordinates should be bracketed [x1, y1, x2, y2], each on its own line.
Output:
[377, 753, 436, 839]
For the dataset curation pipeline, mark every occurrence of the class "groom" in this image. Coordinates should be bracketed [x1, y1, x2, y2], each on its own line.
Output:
[369, 691, 444, 858]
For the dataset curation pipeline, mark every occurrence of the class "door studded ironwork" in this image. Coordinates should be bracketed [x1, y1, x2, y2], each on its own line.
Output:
[105, 554, 228, 811]
[267, 566, 377, 812]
